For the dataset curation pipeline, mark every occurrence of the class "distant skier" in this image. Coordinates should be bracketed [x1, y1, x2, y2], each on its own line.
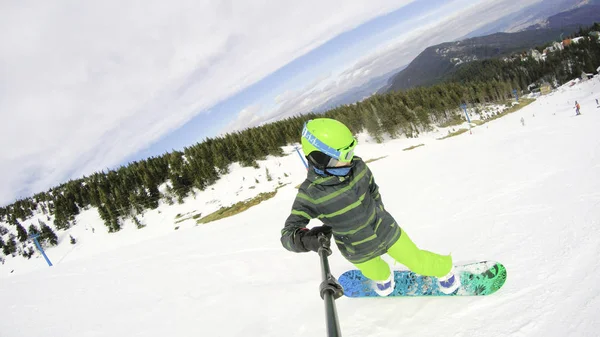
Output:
[520, 117, 525, 126]
[280, 118, 459, 296]
[575, 101, 581, 115]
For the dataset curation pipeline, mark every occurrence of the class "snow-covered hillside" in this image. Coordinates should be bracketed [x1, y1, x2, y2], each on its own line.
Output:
[2, 78, 600, 337]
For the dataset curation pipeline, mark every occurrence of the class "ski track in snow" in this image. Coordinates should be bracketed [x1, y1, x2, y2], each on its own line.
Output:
[2, 79, 600, 336]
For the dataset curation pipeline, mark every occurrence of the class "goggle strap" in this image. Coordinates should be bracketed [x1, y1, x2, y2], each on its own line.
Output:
[302, 124, 341, 159]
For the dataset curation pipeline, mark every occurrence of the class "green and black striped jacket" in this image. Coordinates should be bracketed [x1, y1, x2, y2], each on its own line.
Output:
[281, 157, 401, 264]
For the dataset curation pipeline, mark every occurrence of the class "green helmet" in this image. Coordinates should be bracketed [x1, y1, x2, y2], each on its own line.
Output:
[301, 118, 357, 167]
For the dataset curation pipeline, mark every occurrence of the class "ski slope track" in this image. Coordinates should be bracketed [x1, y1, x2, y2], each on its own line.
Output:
[2, 79, 600, 336]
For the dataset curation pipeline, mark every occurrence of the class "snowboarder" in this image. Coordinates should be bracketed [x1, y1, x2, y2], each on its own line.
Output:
[575, 101, 581, 115]
[280, 118, 459, 296]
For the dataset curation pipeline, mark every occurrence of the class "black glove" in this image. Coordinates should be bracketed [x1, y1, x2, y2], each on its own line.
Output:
[301, 226, 332, 253]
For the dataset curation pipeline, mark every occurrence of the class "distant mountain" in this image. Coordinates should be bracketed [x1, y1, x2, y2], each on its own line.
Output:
[465, 0, 585, 37]
[384, 29, 575, 92]
[527, 3, 600, 30]
[312, 66, 406, 112]
[385, 4, 600, 93]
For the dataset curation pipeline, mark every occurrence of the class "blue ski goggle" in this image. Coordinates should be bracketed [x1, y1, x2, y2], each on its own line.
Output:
[302, 123, 357, 164]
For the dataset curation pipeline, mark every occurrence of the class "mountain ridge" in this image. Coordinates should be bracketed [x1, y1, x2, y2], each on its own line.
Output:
[385, 3, 600, 92]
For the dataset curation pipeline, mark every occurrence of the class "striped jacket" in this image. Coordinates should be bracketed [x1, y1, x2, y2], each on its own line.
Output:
[281, 157, 401, 264]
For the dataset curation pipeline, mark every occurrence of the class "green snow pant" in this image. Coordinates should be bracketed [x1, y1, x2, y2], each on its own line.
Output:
[353, 229, 452, 281]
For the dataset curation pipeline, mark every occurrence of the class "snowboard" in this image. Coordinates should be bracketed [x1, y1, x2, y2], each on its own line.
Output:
[338, 261, 506, 298]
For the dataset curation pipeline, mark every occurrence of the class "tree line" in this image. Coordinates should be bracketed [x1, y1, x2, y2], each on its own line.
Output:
[2, 23, 600, 260]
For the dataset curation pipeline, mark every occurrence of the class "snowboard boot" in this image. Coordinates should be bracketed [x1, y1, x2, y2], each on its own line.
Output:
[438, 267, 460, 294]
[373, 273, 395, 296]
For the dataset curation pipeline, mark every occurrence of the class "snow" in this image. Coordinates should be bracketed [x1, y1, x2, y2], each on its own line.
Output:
[2, 79, 600, 336]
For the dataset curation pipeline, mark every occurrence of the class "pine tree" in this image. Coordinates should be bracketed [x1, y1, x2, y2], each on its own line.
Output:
[2, 235, 17, 256]
[23, 246, 35, 259]
[362, 104, 383, 142]
[40, 224, 58, 246]
[16, 223, 28, 242]
[29, 224, 40, 237]
[265, 168, 273, 182]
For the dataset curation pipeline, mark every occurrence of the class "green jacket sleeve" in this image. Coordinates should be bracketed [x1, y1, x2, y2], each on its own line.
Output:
[367, 166, 385, 210]
[281, 187, 319, 253]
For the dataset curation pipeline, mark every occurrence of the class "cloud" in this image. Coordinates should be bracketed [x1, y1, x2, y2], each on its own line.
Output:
[0, 0, 414, 205]
[226, 104, 264, 132]
[234, 0, 542, 128]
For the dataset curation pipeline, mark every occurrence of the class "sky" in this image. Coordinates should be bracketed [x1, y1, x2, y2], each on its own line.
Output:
[2, 78, 599, 336]
[0, 0, 542, 206]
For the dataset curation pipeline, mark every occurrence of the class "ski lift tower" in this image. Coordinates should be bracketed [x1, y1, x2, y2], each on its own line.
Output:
[460, 103, 472, 135]
[29, 234, 53, 267]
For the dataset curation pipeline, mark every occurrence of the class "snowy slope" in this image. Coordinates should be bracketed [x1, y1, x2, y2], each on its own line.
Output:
[1, 79, 600, 337]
